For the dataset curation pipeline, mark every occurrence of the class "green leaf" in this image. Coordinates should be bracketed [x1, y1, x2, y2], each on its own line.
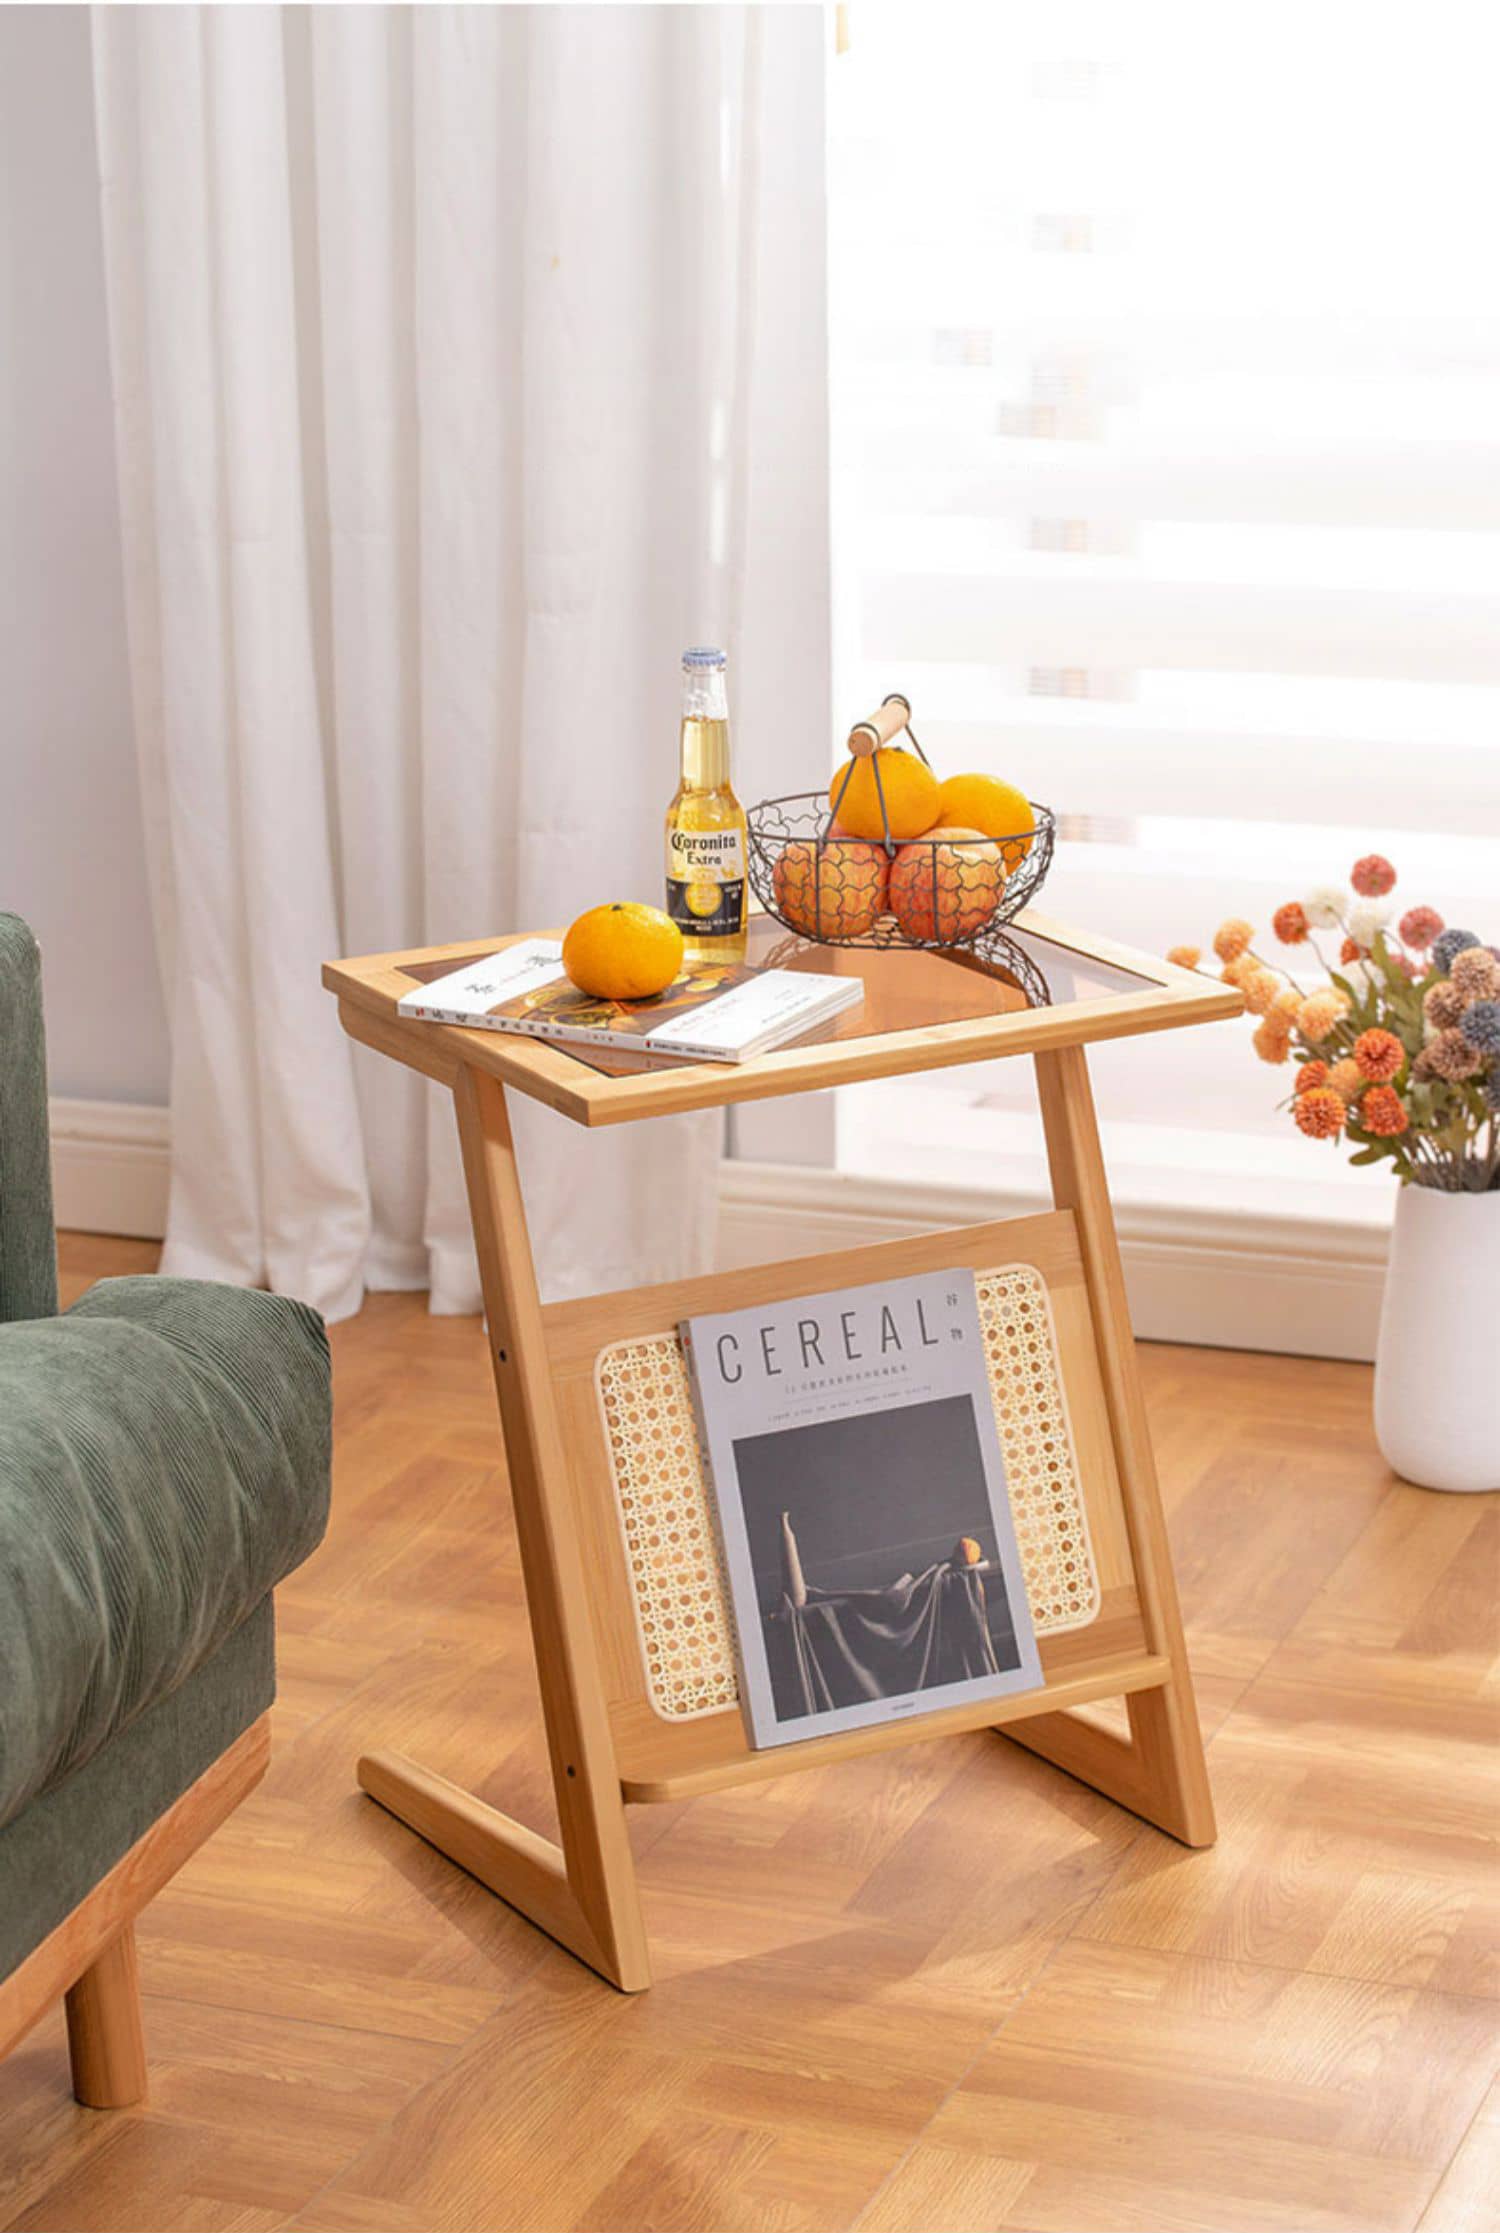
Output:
[1374, 942, 1410, 993]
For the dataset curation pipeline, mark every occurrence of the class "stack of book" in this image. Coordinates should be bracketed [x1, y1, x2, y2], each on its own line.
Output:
[398, 938, 862, 1065]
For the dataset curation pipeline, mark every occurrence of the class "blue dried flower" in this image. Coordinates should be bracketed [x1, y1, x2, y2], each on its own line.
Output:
[1486, 1063, 1500, 1116]
[1432, 928, 1480, 972]
[1463, 1001, 1500, 1055]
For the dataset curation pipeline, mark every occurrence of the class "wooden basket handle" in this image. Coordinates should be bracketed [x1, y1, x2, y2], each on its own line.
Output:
[847, 694, 912, 758]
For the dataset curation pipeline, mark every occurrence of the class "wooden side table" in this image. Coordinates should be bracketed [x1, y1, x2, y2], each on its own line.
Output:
[324, 910, 1242, 1992]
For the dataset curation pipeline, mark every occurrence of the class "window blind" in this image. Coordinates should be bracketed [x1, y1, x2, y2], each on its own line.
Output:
[829, 0, 1500, 1219]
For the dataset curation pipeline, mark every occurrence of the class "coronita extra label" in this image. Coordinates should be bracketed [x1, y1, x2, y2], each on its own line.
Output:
[665, 827, 747, 938]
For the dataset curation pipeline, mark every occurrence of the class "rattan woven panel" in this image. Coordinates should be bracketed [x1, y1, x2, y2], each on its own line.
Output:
[595, 1263, 1100, 1721]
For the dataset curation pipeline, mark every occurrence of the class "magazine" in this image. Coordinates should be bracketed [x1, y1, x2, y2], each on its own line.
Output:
[396, 939, 862, 1063]
[682, 1269, 1043, 1749]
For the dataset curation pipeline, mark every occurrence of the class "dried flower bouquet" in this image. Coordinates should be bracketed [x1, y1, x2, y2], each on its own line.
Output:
[1171, 854, 1499, 1193]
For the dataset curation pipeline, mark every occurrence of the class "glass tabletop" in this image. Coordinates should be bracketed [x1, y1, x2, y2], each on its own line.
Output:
[397, 916, 1158, 1082]
[750, 916, 1154, 1036]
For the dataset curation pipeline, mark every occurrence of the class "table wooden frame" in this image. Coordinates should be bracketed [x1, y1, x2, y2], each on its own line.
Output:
[325, 913, 1241, 1992]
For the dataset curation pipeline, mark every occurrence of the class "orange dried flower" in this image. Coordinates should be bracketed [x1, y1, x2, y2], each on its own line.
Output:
[1294, 1086, 1345, 1138]
[1353, 1027, 1404, 1083]
[1294, 1060, 1329, 1094]
[1253, 1020, 1292, 1064]
[1358, 1084, 1409, 1136]
[1327, 1057, 1363, 1101]
[1166, 944, 1201, 970]
[1213, 918, 1254, 963]
[1296, 990, 1349, 1042]
[1272, 985, 1303, 1018]
[1242, 968, 1284, 1016]
[1339, 935, 1363, 963]
[1272, 901, 1310, 945]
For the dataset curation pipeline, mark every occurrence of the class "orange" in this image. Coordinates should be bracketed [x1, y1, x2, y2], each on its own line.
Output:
[561, 902, 684, 999]
[888, 826, 1005, 945]
[828, 747, 941, 842]
[773, 836, 889, 941]
[935, 773, 1035, 870]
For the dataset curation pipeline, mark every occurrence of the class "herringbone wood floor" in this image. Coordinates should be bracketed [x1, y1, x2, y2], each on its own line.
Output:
[0, 1233, 1494, 2233]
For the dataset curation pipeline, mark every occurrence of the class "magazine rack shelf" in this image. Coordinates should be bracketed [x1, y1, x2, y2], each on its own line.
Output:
[325, 910, 1242, 1992]
[592, 1258, 1106, 1729]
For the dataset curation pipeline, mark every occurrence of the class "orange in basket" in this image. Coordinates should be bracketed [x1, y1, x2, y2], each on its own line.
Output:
[936, 774, 1036, 872]
[827, 747, 941, 842]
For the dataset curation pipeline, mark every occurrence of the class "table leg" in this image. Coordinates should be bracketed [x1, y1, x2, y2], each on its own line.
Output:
[1003, 1044, 1217, 1847]
[357, 1068, 651, 1991]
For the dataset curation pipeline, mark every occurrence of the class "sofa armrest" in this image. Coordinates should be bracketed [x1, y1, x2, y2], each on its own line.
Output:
[0, 915, 57, 1324]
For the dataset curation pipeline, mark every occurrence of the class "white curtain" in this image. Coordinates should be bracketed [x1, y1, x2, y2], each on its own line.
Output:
[90, 3, 829, 1319]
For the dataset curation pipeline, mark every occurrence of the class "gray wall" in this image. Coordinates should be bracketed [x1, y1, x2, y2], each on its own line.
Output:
[0, 5, 168, 1105]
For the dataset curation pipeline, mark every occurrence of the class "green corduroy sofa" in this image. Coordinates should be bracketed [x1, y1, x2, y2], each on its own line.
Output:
[0, 914, 332, 2106]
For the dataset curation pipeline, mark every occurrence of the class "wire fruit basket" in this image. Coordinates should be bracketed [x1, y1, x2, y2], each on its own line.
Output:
[746, 693, 1055, 957]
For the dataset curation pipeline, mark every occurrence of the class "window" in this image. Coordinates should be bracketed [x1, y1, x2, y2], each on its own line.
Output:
[828, 0, 1500, 1227]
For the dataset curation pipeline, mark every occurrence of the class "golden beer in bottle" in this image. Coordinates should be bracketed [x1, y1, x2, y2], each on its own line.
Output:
[664, 646, 748, 964]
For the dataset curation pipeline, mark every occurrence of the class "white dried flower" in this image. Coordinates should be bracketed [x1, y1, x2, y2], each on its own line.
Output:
[1346, 899, 1392, 950]
[1303, 884, 1346, 930]
[1340, 958, 1383, 999]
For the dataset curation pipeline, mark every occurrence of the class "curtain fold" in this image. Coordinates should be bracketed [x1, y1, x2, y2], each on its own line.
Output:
[91, 2, 828, 1318]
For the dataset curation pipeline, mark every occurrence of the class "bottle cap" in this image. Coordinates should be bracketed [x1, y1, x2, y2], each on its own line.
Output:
[682, 646, 727, 669]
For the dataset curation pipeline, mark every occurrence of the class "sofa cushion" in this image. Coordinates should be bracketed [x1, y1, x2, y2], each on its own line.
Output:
[0, 1276, 330, 1831]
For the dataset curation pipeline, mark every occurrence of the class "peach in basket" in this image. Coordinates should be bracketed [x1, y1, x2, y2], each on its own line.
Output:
[772, 833, 890, 940]
[888, 826, 1006, 944]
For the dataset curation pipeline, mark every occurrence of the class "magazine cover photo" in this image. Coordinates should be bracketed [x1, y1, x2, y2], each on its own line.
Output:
[739, 1395, 1029, 1722]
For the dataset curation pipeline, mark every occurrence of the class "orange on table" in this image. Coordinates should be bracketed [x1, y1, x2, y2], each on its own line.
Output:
[773, 835, 889, 940]
[888, 826, 1005, 945]
[936, 773, 1035, 871]
[561, 903, 684, 999]
[827, 747, 941, 841]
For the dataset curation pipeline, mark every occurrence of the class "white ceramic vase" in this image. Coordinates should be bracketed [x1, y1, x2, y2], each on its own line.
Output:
[1374, 1184, 1500, 1493]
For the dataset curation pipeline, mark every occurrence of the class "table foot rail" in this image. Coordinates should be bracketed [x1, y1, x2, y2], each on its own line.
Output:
[357, 1751, 649, 1989]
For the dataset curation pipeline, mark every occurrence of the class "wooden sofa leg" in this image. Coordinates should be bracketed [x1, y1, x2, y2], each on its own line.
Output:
[65, 1926, 147, 2109]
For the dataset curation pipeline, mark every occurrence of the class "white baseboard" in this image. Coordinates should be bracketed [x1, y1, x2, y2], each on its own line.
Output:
[717, 1160, 1387, 1363]
[49, 1102, 1389, 1361]
[50, 1098, 169, 1240]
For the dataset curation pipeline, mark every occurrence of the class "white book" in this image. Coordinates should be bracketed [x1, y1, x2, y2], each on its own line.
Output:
[641, 971, 863, 1062]
[396, 939, 569, 1026]
[397, 941, 863, 1063]
[681, 1268, 1043, 1750]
